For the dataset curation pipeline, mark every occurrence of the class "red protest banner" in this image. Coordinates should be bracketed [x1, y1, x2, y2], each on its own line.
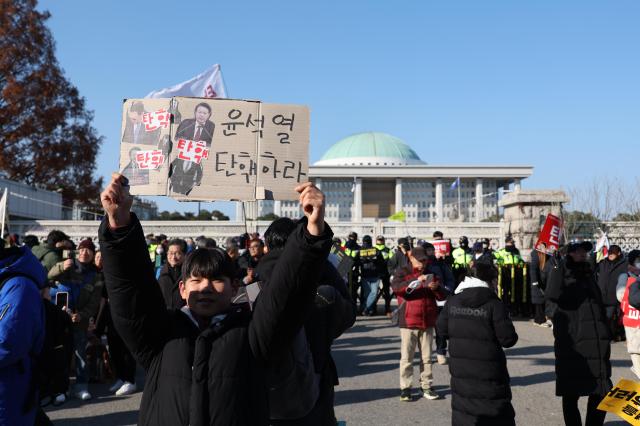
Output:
[430, 240, 451, 259]
[535, 214, 563, 255]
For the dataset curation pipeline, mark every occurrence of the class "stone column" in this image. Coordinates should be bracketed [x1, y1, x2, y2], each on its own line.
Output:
[475, 178, 483, 223]
[354, 178, 363, 221]
[435, 178, 443, 222]
[235, 201, 245, 222]
[274, 200, 282, 217]
[315, 178, 323, 190]
[395, 178, 403, 213]
[514, 179, 521, 192]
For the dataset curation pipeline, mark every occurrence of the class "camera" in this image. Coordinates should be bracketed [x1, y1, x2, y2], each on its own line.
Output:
[62, 249, 76, 260]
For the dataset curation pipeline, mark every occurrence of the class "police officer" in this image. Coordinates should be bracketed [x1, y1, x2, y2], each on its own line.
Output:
[451, 236, 473, 284]
[343, 232, 361, 310]
[495, 236, 526, 314]
[373, 236, 392, 315]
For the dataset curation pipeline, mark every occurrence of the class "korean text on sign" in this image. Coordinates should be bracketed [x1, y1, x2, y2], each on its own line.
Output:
[597, 379, 640, 425]
[178, 139, 209, 164]
[135, 150, 165, 170]
[220, 109, 296, 143]
[142, 109, 171, 132]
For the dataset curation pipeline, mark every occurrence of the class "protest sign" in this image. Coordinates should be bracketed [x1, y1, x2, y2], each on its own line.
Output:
[535, 214, 563, 255]
[429, 240, 451, 259]
[119, 97, 309, 201]
[597, 379, 640, 425]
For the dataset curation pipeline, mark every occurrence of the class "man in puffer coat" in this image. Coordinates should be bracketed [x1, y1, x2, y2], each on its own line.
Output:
[99, 175, 332, 426]
[256, 217, 356, 425]
[546, 241, 611, 426]
[437, 263, 518, 426]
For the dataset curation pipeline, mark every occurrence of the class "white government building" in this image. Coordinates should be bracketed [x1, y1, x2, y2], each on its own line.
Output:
[238, 132, 533, 223]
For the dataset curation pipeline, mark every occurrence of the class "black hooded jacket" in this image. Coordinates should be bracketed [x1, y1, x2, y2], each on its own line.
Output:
[597, 257, 628, 306]
[437, 278, 518, 426]
[546, 256, 612, 397]
[256, 248, 356, 425]
[100, 214, 332, 426]
[158, 263, 185, 309]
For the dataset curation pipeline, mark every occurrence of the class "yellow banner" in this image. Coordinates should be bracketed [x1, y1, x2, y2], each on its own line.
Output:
[598, 379, 640, 425]
[388, 211, 406, 222]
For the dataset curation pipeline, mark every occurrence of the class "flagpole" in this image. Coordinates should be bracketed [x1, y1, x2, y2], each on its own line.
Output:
[457, 177, 461, 220]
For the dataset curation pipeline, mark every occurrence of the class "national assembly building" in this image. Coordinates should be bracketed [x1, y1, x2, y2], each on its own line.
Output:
[240, 132, 533, 223]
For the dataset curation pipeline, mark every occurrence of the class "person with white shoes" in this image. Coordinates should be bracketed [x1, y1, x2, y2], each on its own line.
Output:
[115, 381, 137, 396]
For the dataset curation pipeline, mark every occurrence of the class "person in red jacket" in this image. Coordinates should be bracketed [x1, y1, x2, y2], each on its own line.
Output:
[391, 246, 446, 401]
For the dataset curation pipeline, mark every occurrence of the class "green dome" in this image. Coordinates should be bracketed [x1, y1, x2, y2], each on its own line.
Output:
[315, 132, 424, 166]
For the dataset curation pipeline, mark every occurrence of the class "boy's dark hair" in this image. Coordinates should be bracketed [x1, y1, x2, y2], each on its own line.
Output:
[469, 262, 498, 284]
[264, 217, 296, 250]
[433, 231, 443, 239]
[168, 238, 188, 254]
[182, 247, 236, 281]
[609, 245, 622, 256]
[46, 230, 69, 248]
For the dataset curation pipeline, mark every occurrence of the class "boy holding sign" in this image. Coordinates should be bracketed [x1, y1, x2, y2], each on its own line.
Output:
[99, 174, 332, 426]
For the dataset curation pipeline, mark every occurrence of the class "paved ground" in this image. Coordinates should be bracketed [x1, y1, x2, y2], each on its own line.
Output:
[46, 313, 632, 425]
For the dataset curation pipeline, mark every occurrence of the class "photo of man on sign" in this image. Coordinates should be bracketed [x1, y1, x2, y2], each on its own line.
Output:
[173, 102, 215, 146]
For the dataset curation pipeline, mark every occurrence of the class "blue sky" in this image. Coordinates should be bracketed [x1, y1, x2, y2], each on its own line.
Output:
[38, 0, 640, 218]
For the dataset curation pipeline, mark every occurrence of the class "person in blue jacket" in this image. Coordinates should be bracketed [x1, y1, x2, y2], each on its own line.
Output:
[0, 243, 47, 426]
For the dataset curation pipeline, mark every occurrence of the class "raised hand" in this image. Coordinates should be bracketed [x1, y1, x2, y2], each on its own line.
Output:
[100, 173, 133, 229]
[295, 182, 325, 236]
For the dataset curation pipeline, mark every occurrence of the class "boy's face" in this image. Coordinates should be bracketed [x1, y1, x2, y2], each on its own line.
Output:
[179, 275, 232, 318]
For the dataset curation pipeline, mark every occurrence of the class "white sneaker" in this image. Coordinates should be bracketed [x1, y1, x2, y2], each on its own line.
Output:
[53, 393, 66, 406]
[437, 354, 448, 365]
[74, 390, 92, 401]
[109, 379, 124, 393]
[115, 382, 137, 396]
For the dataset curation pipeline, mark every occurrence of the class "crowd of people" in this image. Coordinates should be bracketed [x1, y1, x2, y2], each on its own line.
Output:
[1, 175, 640, 425]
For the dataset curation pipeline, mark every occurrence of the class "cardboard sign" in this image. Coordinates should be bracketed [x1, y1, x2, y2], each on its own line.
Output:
[429, 240, 451, 259]
[597, 379, 640, 425]
[119, 97, 310, 201]
[535, 214, 563, 255]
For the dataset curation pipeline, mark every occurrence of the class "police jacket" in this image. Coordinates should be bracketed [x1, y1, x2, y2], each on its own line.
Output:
[437, 277, 518, 426]
[100, 214, 332, 426]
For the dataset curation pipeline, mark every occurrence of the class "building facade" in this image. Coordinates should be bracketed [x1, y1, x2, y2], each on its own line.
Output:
[242, 132, 533, 223]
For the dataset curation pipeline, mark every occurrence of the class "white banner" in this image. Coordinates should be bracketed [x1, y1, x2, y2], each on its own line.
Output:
[0, 188, 8, 239]
[145, 64, 227, 99]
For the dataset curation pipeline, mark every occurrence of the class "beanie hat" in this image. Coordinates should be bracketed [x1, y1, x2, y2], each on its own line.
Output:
[78, 239, 96, 252]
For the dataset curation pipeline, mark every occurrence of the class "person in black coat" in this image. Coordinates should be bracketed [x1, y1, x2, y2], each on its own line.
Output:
[597, 245, 627, 340]
[157, 239, 187, 309]
[546, 241, 612, 426]
[99, 175, 332, 426]
[437, 263, 518, 426]
[256, 218, 356, 425]
[530, 248, 552, 327]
